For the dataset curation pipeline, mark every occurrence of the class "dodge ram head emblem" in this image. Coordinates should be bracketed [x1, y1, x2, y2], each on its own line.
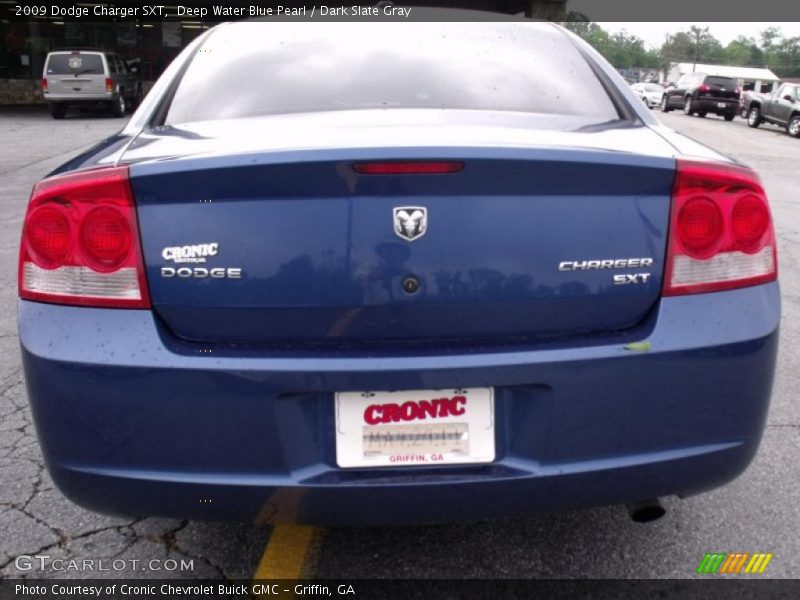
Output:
[393, 207, 427, 241]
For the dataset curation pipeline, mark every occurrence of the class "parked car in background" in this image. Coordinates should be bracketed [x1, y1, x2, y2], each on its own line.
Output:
[660, 73, 739, 120]
[742, 83, 800, 137]
[631, 82, 664, 109]
[42, 50, 142, 119]
[739, 90, 766, 118]
[19, 18, 779, 525]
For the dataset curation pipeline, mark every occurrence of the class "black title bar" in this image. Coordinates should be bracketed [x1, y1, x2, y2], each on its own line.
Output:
[5, 0, 800, 22]
[3, 579, 800, 600]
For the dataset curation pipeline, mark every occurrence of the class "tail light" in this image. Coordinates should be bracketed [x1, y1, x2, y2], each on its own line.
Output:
[698, 84, 710, 93]
[105, 77, 114, 93]
[18, 166, 150, 308]
[41, 78, 48, 92]
[663, 159, 777, 296]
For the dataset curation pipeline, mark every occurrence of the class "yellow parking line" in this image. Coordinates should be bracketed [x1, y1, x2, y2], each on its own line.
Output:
[254, 525, 319, 580]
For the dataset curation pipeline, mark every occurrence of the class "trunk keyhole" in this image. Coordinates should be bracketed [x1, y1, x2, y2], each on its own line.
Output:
[402, 276, 420, 295]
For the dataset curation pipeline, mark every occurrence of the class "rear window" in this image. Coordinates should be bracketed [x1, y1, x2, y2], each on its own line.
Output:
[165, 23, 619, 125]
[704, 76, 736, 87]
[45, 53, 105, 75]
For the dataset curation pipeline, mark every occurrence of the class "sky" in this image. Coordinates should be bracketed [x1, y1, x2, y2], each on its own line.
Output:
[600, 22, 800, 50]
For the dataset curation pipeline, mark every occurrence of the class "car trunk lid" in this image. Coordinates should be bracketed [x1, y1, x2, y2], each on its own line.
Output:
[126, 112, 677, 344]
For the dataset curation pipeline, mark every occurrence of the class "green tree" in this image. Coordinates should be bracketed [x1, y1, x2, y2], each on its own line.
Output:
[567, 20, 658, 69]
[608, 31, 660, 68]
[724, 36, 764, 66]
[661, 32, 696, 64]
[565, 13, 592, 38]
[661, 27, 724, 68]
[688, 26, 725, 64]
[760, 27, 782, 53]
[770, 36, 800, 78]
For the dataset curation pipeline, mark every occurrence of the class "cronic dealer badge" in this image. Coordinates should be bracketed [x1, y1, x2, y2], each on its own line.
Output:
[393, 207, 428, 241]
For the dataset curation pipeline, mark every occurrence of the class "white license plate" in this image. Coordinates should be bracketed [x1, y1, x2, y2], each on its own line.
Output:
[717, 102, 727, 108]
[335, 388, 495, 468]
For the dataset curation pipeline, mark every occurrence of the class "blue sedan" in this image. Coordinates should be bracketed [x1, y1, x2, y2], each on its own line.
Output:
[18, 18, 779, 525]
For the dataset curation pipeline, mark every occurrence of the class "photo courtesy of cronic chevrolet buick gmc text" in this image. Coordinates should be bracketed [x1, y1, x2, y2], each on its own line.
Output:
[661, 73, 740, 120]
[18, 15, 779, 526]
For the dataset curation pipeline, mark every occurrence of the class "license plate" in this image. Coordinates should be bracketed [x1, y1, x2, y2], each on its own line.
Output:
[717, 102, 727, 108]
[335, 388, 495, 468]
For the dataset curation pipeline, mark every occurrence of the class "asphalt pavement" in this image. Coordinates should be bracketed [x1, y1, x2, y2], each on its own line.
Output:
[0, 106, 798, 580]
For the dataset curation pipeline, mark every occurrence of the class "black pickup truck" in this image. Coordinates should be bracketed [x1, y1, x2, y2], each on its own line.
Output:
[741, 83, 800, 137]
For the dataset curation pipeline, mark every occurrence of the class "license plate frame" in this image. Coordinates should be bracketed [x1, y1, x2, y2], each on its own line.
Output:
[335, 388, 495, 468]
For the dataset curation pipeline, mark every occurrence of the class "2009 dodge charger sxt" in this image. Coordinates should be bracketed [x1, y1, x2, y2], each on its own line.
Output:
[18, 17, 779, 525]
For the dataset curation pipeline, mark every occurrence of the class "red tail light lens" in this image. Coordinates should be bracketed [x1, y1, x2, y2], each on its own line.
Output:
[353, 161, 464, 175]
[698, 84, 710, 92]
[676, 197, 723, 257]
[18, 166, 150, 308]
[26, 206, 71, 267]
[664, 159, 777, 296]
[41, 78, 48, 92]
[79, 207, 133, 271]
[732, 194, 769, 250]
[105, 77, 113, 93]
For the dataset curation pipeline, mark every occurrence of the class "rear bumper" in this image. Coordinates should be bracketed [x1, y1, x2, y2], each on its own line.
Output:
[19, 283, 780, 525]
[694, 98, 739, 114]
[645, 96, 662, 108]
[44, 93, 114, 102]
